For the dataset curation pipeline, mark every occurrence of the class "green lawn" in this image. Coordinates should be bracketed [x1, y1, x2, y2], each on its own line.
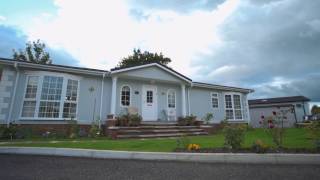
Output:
[0, 128, 314, 152]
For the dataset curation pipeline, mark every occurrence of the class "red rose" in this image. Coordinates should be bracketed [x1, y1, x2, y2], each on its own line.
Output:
[268, 119, 272, 123]
[269, 124, 274, 129]
[272, 111, 277, 116]
[261, 115, 265, 119]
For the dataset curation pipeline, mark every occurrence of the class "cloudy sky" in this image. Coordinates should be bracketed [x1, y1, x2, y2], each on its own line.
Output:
[0, 0, 319, 103]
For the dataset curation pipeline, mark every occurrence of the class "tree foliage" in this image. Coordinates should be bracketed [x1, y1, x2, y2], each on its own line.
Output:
[12, 39, 52, 64]
[116, 49, 171, 69]
[311, 105, 320, 115]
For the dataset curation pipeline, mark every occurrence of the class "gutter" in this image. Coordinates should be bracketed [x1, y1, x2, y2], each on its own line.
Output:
[7, 62, 20, 127]
[99, 72, 106, 129]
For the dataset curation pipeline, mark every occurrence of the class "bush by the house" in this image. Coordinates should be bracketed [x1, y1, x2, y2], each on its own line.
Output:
[89, 121, 101, 138]
[223, 123, 246, 150]
[68, 119, 79, 139]
[116, 114, 142, 127]
[305, 120, 320, 149]
[202, 113, 213, 125]
[0, 123, 18, 140]
[177, 115, 197, 126]
[251, 139, 269, 153]
[176, 134, 191, 149]
[260, 110, 289, 148]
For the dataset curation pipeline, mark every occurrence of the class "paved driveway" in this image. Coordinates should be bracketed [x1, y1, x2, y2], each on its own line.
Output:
[0, 154, 319, 180]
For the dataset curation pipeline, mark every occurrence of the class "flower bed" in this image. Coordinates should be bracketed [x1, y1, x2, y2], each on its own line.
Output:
[174, 148, 320, 154]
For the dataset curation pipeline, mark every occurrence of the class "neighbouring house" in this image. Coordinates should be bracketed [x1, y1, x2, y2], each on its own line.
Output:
[248, 96, 310, 128]
[0, 58, 253, 133]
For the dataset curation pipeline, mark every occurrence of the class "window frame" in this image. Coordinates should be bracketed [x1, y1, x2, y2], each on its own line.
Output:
[20, 71, 80, 120]
[224, 93, 243, 121]
[211, 92, 219, 109]
[167, 89, 176, 109]
[120, 84, 131, 107]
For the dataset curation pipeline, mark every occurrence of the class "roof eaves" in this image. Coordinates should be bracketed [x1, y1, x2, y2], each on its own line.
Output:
[192, 82, 254, 93]
[111, 63, 192, 83]
[0, 58, 110, 76]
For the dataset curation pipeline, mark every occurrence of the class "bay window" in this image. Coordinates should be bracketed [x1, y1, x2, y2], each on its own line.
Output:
[21, 73, 79, 119]
[224, 94, 243, 120]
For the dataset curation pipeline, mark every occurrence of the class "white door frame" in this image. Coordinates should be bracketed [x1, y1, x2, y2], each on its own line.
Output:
[141, 85, 158, 121]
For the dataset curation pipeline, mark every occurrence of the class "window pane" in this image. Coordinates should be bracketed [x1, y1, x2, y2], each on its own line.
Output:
[235, 110, 242, 120]
[233, 95, 241, 109]
[147, 91, 153, 103]
[212, 93, 218, 108]
[63, 102, 77, 118]
[38, 101, 60, 118]
[225, 95, 232, 108]
[25, 76, 38, 99]
[168, 90, 175, 108]
[21, 101, 36, 117]
[121, 86, 130, 106]
[66, 79, 78, 101]
[226, 109, 234, 119]
[41, 76, 63, 101]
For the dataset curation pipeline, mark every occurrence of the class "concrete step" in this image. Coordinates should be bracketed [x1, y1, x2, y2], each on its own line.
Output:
[117, 132, 208, 139]
[115, 126, 199, 130]
[141, 121, 178, 126]
[117, 128, 205, 135]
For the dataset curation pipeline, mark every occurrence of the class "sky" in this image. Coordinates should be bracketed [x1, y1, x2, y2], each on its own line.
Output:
[0, 0, 319, 103]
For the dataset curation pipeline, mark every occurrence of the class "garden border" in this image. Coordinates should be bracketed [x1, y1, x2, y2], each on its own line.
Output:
[1, 147, 320, 164]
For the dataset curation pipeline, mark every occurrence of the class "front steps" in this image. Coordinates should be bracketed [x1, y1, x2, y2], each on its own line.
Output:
[108, 122, 209, 139]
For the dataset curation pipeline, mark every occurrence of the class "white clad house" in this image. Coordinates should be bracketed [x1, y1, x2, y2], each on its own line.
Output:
[0, 58, 253, 131]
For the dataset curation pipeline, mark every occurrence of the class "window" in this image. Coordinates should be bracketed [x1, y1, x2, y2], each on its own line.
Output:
[21, 73, 79, 119]
[233, 95, 242, 120]
[211, 93, 219, 108]
[21, 76, 38, 117]
[167, 90, 176, 108]
[121, 86, 130, 106]
[63, 80, 78, 118]
[224, 94, 243, 120]
[147, 91, 153, 103]
[225, 95, 234, 119]
[38, 76, 63, 118]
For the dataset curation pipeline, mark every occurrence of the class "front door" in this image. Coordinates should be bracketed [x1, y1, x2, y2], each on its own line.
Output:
[142, 85, 157, 121]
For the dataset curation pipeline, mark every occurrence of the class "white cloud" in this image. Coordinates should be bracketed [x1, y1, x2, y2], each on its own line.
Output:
[0, 15, 6, 21]
[25, 0, 240, 74]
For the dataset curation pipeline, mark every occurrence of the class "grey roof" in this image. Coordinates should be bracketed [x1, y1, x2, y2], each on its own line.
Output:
[0, 57, 109, 77]
[249, 96, 310, 105]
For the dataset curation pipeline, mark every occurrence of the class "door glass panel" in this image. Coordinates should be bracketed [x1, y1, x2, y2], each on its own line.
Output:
[146, 90, 153, 103]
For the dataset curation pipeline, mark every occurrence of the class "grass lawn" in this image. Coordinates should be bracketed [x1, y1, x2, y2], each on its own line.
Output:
[0, 128, 314, 152]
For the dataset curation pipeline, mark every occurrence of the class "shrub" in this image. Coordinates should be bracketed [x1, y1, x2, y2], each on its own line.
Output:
[0, 123, 18, 140]
[176, 134, 191, 149]
[177, 115, 197, 126]
[188, 144, 200, 151]
[260, 110, 289, 148]
[251, 139, 269, 153]
[89, 122, 101, 138]
[202, 113, 213, 125]
[128, 114, 142, 126]
[223, 123, 246, 150]
[116, 114, 142, 127]
[68, 119, 79, 139]
[305, 120, 320, 149]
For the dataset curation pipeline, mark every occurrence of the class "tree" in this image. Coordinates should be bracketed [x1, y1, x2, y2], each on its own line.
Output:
[12, 39, 52, 64]
[311, 105, 320, 115]
[116, 49, 171, 69]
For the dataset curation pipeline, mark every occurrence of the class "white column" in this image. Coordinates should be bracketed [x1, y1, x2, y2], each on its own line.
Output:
[181, 84, 186, 117]
[110, 76, 118, 116]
